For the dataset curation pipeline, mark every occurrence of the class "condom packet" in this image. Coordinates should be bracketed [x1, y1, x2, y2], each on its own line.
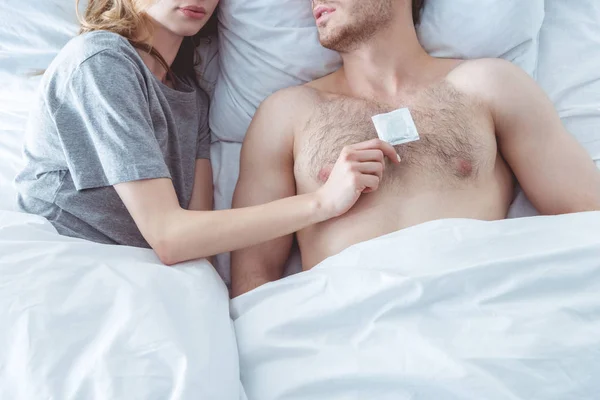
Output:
[371, 107, 420, 146]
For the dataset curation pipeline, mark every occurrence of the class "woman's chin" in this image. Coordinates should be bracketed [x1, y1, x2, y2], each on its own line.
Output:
[173, 25, 208, 38]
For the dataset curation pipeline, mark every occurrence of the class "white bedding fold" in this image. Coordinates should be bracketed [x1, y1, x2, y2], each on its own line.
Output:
[232, 212, 600, 400]
[0, 211, 240, 400]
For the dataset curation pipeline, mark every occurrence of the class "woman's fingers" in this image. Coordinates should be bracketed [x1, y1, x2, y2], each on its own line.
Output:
[355, 161, 384, 179]
[347, 139, 400, 164]
[359, 174, 381, 194]
[349, 149, 385, 163]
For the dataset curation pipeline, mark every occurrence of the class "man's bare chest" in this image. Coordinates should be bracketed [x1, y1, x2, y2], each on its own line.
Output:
[294, 82, 497, 188]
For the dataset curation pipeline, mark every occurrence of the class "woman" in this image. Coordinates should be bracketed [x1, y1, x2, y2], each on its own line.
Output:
[15, 0, 398, 266]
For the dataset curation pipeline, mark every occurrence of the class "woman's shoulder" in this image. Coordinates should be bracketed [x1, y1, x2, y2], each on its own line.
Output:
[40, 31, 147, 102]
[70, 31, 132, 53]
[44, 31, 142, 84]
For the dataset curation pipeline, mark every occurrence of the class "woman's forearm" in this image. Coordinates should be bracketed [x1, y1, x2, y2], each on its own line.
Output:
[157, 192, 327, 265]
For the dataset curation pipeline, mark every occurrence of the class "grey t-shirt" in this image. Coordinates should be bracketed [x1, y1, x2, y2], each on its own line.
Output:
[15, 31, 211, 248]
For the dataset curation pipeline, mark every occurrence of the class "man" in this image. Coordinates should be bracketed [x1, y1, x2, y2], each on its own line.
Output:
[231, 0, 600, 296]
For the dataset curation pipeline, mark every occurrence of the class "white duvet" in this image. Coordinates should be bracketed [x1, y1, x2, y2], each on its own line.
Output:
[233, 212, 600, 400]
[0, 211, 241, 400]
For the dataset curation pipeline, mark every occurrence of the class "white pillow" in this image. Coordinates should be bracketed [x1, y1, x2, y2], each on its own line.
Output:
[536, 0, 600, 161]
[211, 0, 545, 144]
[507, 0, 600, 219]
[418, 0, 544, 76]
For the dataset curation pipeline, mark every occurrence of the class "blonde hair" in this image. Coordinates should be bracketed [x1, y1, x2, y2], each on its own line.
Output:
[76, 0, 216, 84]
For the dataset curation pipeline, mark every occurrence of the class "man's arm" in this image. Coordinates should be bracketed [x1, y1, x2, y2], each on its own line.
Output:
[230, 89, 299, 297]
[464, 59, 600, 214]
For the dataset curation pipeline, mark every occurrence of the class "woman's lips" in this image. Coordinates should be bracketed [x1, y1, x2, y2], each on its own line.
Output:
[179, 6, 206, 20]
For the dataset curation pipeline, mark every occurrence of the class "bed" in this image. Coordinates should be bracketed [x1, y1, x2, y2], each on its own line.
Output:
[1, 0, 599, 399]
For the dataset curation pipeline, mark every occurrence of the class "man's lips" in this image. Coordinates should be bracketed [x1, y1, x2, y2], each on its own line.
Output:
[179, 5, 206, 19]
[313, 5, 336, 23]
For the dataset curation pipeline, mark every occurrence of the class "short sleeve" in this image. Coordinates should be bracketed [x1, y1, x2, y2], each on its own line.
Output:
[52, 49, 171, 191]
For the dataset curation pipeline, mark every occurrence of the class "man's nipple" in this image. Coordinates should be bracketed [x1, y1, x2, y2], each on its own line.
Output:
[455, 158, 474, 178]
[318, 164, 333, 183]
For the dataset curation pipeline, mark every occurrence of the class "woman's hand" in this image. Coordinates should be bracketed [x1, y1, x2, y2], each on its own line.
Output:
[315, 139, 401, 219]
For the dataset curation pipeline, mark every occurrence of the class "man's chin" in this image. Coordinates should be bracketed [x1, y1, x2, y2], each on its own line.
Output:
[318, 40, 330, 50]
[317, 35, 337, 51]
[318, 28, 349, 52]
[319, 41, 344, 52]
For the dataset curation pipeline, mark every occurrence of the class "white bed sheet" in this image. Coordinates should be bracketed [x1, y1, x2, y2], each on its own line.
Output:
[0, 211, 241, 399]
[232, 212, 600, 400]
[0, 1, 81, 211]
[0, 59, 41, 212]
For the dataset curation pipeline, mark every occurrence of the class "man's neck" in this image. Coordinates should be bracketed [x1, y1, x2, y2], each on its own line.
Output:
[339, 21, 434, 101]
[137, 24, 183, 83]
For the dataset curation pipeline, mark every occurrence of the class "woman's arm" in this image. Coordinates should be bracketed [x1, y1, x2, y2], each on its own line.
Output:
[115, 178, 326, 265]
[187, 159, 214, 264]
[188, 159, 213, 211]
[114, 138, 399, 266]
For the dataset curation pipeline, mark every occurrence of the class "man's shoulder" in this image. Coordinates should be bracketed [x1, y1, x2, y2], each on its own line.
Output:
[447, 58, 528, 90]
[256, 85, 321, 122]
[445, 58, 532, 104]
[265, 84, 322, 104]
[450, 57, 520, 75]
[258, 68, 344, 113]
